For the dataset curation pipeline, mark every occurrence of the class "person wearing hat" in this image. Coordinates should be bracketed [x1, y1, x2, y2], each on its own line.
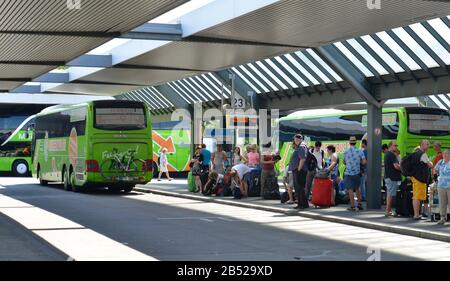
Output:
[343, 136, 366, 211]
[288, 134, 309, 210]
[158, 148, 173, 181]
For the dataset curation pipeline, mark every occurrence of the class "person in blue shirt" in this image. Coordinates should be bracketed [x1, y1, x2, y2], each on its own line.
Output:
[343, 136, 367, 211]
[435, 150, 450, 225]
[200, 144, 211, 172]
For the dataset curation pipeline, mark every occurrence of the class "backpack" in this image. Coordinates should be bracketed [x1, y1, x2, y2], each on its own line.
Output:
[400, 151, 422, 177]
[305, 148, 318, 172]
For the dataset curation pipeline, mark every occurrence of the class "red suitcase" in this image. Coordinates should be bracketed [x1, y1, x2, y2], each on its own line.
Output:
[312, 178, 333, 208]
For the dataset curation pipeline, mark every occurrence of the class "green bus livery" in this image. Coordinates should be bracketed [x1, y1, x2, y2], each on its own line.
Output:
[276, 107, 450, 177]
[152, 121, 192, 177]
[32, 100, 153, 192]
[0, 115, 35, 176]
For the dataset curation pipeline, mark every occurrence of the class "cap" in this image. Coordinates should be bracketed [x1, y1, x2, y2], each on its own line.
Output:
[349, 136, 357, 144]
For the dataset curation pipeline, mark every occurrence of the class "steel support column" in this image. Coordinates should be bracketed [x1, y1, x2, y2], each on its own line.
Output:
[367, 103, 383, 209]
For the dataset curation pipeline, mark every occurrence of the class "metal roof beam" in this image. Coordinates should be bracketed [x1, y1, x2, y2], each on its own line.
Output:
[315, 45, 381, 108]
[34, 73, 70, 83]
[68, 55, 113, 68]
[11, 85, 41, 93]
[121, 23, 182, 41]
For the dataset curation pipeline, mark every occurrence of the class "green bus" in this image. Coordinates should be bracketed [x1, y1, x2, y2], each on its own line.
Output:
[0, 115, 35, 176]
[152, 121, 192, 177]
[32, 100, 153, 192]
[275, 107, 450, 176]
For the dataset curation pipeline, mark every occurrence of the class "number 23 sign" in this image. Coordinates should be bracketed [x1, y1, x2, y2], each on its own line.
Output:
[233, 95, 246, 109]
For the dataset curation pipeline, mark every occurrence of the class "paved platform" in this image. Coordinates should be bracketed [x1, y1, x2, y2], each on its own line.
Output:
[136, 180, 450, 243]
[0, 212, 66, 261]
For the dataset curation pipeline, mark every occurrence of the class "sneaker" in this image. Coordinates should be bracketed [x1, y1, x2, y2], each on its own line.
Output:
[385, 212, 393, 217]
[357, 204, 364, 211]
[438, 219, 446, 225]
[347, 207, 356, 211]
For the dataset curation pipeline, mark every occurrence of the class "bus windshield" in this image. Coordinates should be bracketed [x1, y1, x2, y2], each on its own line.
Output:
[407, 108, 450, 137]
[94, 102, 147, 131]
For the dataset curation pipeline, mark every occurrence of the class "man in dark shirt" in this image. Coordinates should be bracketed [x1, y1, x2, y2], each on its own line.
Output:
[289, 134, 309, 210]
[384, 141, 402, 216]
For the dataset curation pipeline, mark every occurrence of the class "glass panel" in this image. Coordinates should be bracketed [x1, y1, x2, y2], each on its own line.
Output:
[194, 75, 223, 99]
[255, 61, 288, 90]
[265, 59, 298, 88]
[186, 78, 215, 101]
[305, 49, 343, 82]
[274, 56, 309, 87]
[238, 66, 268, 92]
[232, 67, 262, 94]
[176, 80, 205, 102]
[200, 75, 223, 99]
[410, 23, 450, 65]
[295, 52, 332, 83]
[247, 63, 279, 91]
[375, 31, 421, 71]
[148, 88, 172, 108]
[285, 54, 320, 85]
[361, 35, 404, 73]
[169, 82, 195, 104]
[188, 77, 220, 100]
[347, 39, 389, 75]
[407, 109, 450, 136]
[334, 42, 374, 77]
[151, 87, 174, 107]
[207, 73, 231, 96]
[428, 18, 450, 46]
[392, 27, 439, 68]
[136, 90, 159, 109]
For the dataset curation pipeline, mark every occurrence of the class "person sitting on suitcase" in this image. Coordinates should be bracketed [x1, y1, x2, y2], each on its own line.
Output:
[434, 150, 450, 225]
[343, 136, 366, 211]
[230, 163, 252, 197]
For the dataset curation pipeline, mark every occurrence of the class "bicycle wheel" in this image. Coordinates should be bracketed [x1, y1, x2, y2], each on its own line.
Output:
[101, 159, 121, 180]
[125, 159, 146, 178]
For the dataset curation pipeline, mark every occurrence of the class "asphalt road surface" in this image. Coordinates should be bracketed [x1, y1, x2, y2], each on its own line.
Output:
[1, 177, 450, 261]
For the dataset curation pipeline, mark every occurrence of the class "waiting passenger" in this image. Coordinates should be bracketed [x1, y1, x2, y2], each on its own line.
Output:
[190, 147, 204, 193]
[246, 145, 260, 168]
[283, 165, 295, 204]
[325, 145, 340, 205]
[434, 150, 450, 225]
[233, 147, 244, 166]
[410, 140, 434, 220]
[343, 136, 366, 211]
[200, 144, 211, 173]
[212, 144, 228, 175]
[260, 142, 277, 198]
[230, 163, 252, 197]
[384, 141, 402, 217]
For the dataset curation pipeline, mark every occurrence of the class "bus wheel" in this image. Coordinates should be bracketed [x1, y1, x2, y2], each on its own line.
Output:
[63, 168, 72, 191]
[38, 167, 48, 186]
[12, 160, 29, 177]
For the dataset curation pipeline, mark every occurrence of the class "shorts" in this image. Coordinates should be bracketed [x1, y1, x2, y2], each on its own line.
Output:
[411, 177, 427, 201]
[385, 178, 400, 197]
[344, 174, 361, 191]
[284, 172, 294, 189]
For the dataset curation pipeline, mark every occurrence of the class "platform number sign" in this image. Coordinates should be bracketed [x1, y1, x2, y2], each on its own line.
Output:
[233, 95, 246, 109]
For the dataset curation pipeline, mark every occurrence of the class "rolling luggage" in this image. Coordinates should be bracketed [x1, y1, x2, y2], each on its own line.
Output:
[395, 179, 413, 217]
[312, 178, 333, 208]
[247, 167, 262, 197]
[262, 176, 281, 200]
[429, 182, 440, 221]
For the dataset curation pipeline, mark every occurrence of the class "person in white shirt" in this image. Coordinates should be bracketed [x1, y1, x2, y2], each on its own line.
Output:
[158, 148, 173, 181]
[230, 163, 251, 197]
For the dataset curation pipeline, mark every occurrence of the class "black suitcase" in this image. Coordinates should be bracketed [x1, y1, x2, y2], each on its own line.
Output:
[395, 179, 413, 217]
[247, 168, 262, 197]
